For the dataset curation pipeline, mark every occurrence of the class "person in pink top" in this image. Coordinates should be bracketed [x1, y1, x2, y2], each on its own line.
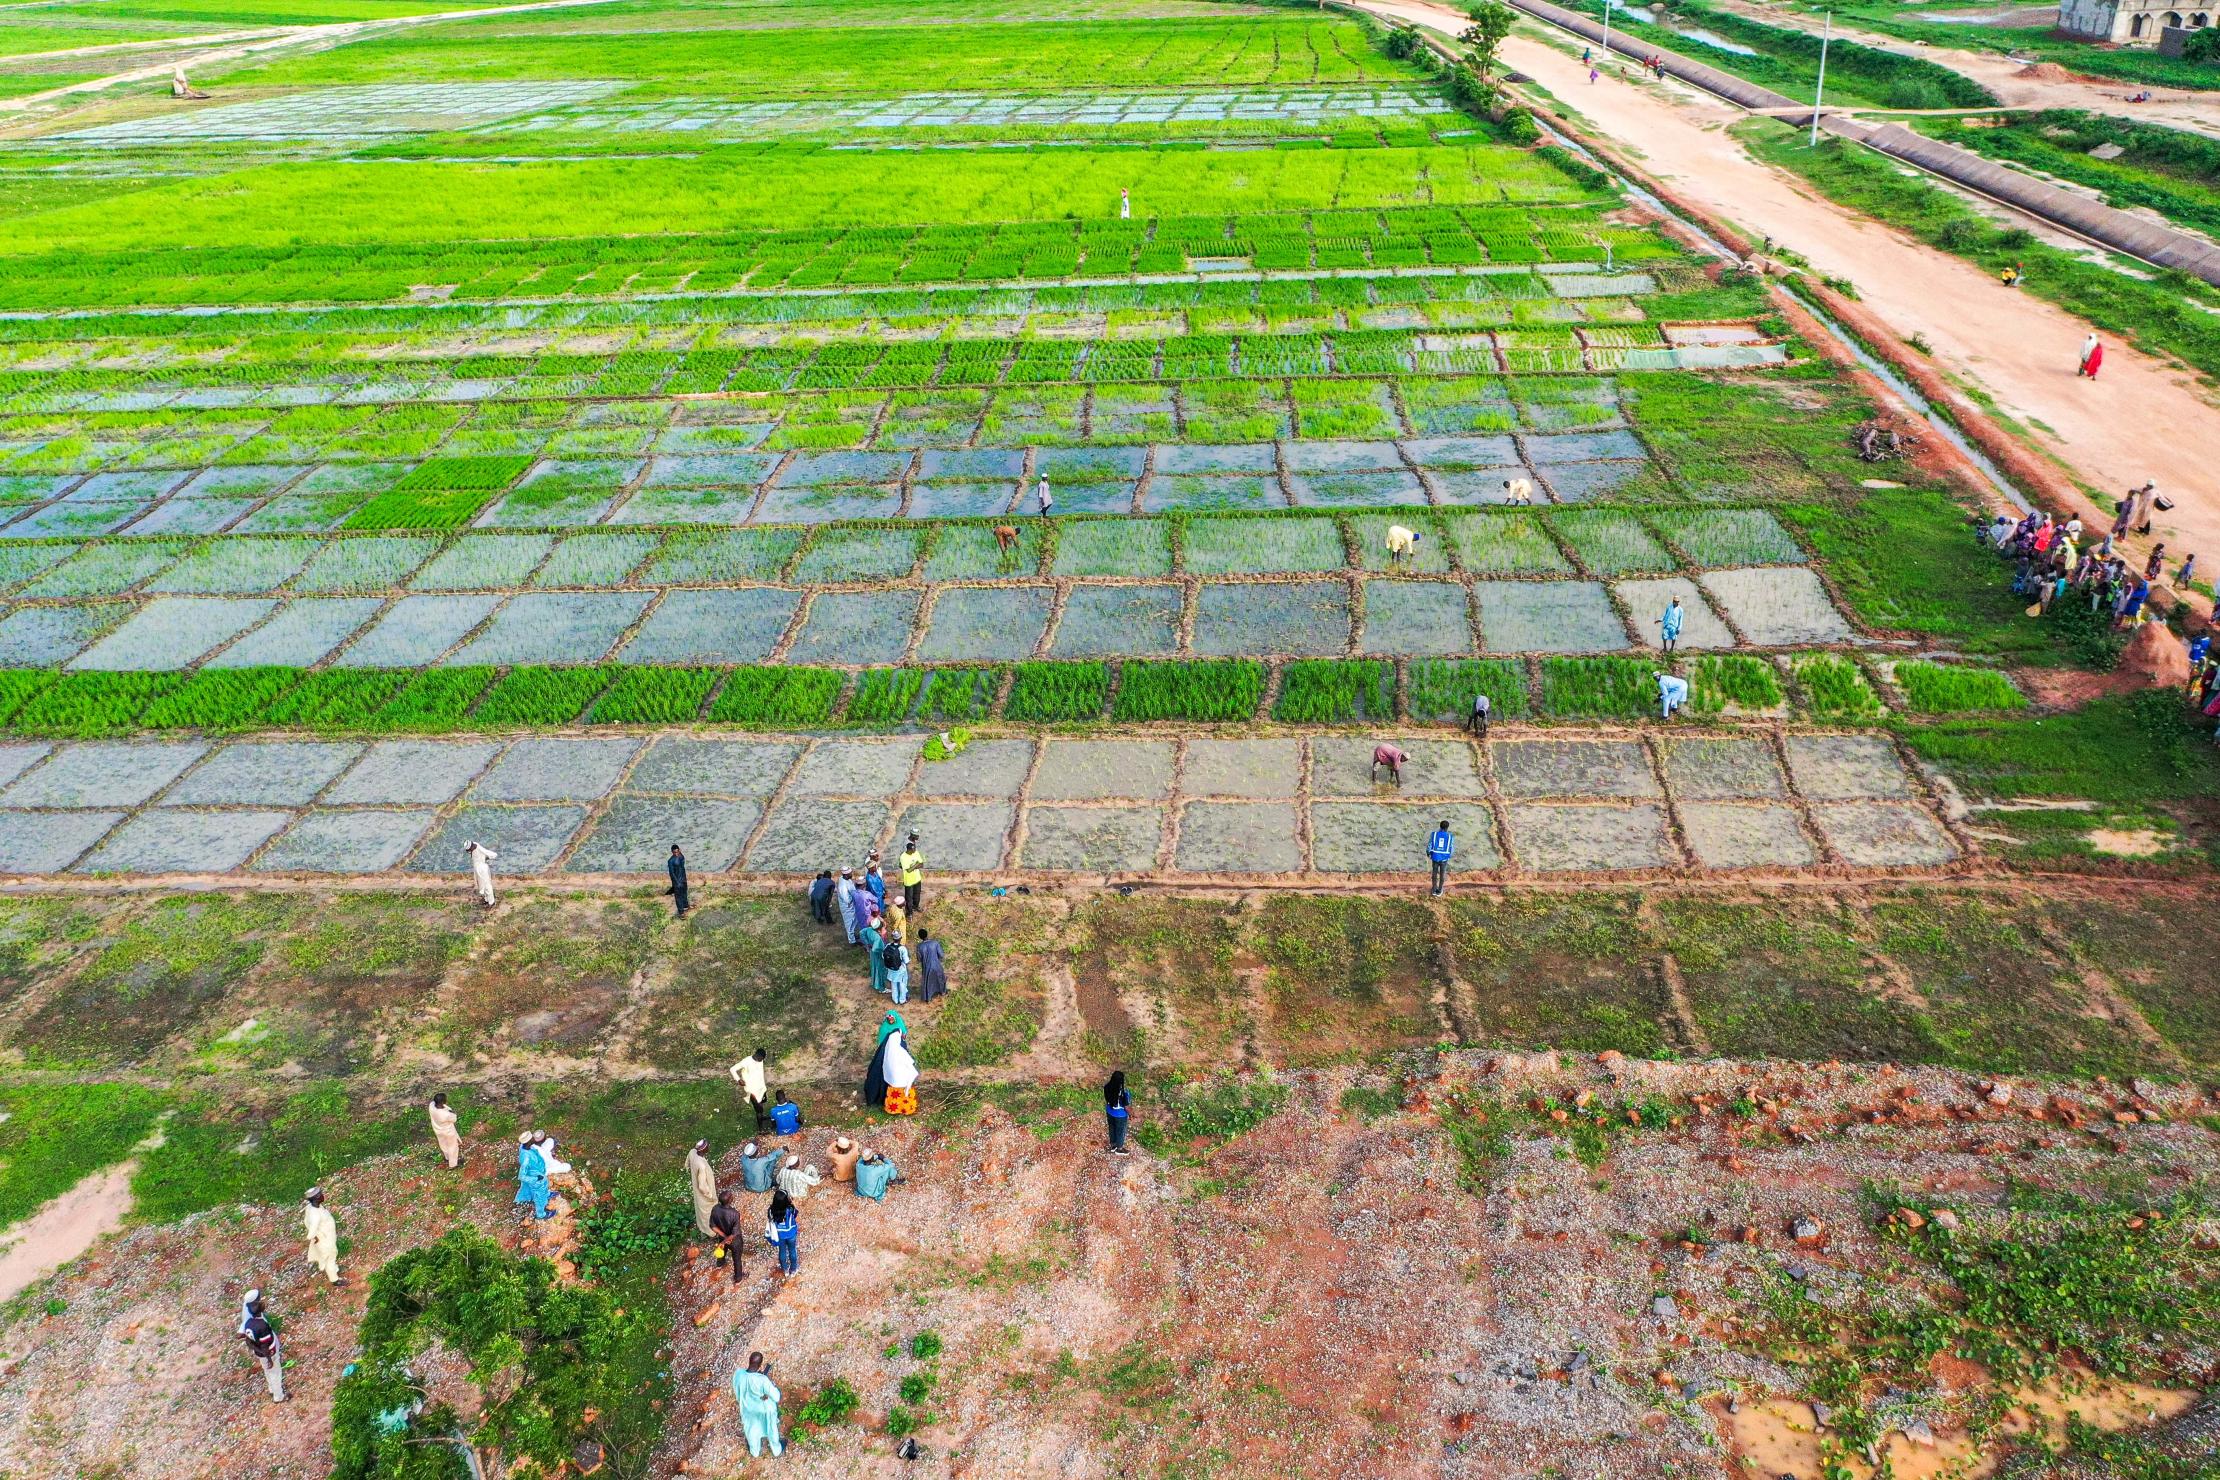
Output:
[1371, 743, 1408, 786]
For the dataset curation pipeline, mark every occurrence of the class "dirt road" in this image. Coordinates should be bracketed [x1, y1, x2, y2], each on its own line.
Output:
[1366, 0, 2219, 580]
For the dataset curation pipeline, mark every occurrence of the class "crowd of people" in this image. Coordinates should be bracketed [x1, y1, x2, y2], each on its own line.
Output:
[1977, 497, 2194, 632]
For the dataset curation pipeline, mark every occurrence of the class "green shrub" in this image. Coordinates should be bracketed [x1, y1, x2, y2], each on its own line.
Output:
[1004, 661, 1110, 722]
[796, 1377, 860, 1430]
[1893, 661, 2026, 714]
[1272, 659, 1391, 723]
[1111, 659, 1265, 723]
[573, 1173, 695, 1283]
[709, 666, 844, 727]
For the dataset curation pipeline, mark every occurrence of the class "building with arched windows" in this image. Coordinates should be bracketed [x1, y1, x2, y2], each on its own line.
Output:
[2058, 0, 2211, 44]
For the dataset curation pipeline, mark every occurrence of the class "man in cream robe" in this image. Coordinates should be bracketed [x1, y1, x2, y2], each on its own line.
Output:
[428, 1094, 460, 1169]
[303, 1188, 340, 1285]
[685, 1138, 719, 1239]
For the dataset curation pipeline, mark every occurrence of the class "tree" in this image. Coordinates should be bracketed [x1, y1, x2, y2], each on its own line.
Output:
[1461, 0, 1516, 79]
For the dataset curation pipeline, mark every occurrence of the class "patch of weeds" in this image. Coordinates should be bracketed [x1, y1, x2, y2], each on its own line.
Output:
[1902, 692, 2220, 804]
[131, 1080, 426, 1225]
[1449, 896, 1670, 1057]
[573, 1170, 695, 1284]
[14, 893, 297, 1066]
[1338, 1084, 1404, 1120]
[0, 1083, 168, 1230]
[1132, 1073, 1287, 1160]
[634, 900, 842, 1071]
[795, 1377, 860, 1432]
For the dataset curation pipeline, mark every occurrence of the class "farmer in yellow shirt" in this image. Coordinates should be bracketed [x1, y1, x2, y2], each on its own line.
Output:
[898, 832, 925, 915]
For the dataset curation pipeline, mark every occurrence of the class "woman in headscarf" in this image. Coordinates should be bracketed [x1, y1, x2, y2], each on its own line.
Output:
[864, 1026, 920, 1111]
[877, 1009, 907, 1046]
[860, 912, 887, 995]
[1103, 1070, 1131, 1155]
[764, 1189, 800, 1277]
[915, 928, 947, 1002]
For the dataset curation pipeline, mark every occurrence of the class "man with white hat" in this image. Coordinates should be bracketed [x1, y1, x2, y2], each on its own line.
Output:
[302, 1188, 341, 1286]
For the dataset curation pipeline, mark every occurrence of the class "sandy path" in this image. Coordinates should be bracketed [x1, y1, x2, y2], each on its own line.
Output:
[1367, 0, 2220, 573]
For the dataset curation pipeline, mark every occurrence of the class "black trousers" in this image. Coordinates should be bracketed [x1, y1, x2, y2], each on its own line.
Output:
[671, 884, 689, 916]
[748, 1094, 769, 1132]
[1430, 860, 1448, 895]
[903, 881, 921, 913]
[1465, 711, 1488, 736]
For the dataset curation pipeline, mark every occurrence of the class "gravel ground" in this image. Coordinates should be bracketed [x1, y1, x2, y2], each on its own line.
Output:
[1, 1055, 2210, 1479]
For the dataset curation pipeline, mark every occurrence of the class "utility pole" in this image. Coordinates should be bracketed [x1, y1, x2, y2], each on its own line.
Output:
[1808, 10, 1832, 147]
[1601, 0, 1614, 63]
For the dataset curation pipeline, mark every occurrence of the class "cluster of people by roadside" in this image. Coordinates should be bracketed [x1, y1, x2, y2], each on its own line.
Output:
[1979, 492, 2195, 631]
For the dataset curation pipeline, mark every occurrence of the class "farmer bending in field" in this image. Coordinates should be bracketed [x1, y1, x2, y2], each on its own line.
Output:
[1467, 691, 1491, 737]
[1372, 742, 1408, 786]
[1502, 476, 1533, 506]
[1655, 671, 1688, 720]
[1385, 523, 1421, 568]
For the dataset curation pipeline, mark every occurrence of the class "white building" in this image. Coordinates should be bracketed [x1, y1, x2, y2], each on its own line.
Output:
[2058, 0, 2211, 44]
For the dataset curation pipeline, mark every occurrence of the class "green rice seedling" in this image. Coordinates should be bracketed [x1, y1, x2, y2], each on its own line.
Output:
[587, 667, 720, 725]
[366, 667, 498, 733]
[263, 670, 412, 730]
[1003, 660, 1109, 723]
[708, 665, 843, 727]
[843, 667, 926, 726]
[138, 667, 301, 733]
[1540, 657, 1656, 720]
[6, 671, 181, 738]
[1650, 508, 1804, 567]
[343, 486, 495, 531]
[917, 666, 1004, 725]
[1112, 659, 1265, 724]
[1793, 654, 1886, 721]
[1687, 655, 1784, 717]
[0, 670, 58, 727]
[1273, 659, 1392, 724]
[1892, 661, 2026, 714]
[1290, 378, 1398, 440]
[1407, 658, 1529, 722]
[472, 665, 614, 727]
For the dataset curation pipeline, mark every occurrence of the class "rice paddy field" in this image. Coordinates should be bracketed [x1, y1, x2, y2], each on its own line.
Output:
[0, 0, 2197, 884]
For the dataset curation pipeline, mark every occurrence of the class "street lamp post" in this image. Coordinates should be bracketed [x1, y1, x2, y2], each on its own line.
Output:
[1809, 10, 1832, 147]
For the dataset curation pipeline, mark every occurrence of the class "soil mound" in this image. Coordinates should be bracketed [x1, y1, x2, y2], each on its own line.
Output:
[2013, 61, 2085, 83]
[2117, 620, 2190, 689]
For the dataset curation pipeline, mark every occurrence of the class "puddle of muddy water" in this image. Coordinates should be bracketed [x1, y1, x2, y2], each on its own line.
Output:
[1720, 1375, 2194, 1478]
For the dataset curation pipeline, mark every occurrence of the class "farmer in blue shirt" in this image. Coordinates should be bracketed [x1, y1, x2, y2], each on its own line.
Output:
[1657, 598, 1684, 654]
[2188, 632, 2211, 674]
[1427, 820, 1453, 896]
